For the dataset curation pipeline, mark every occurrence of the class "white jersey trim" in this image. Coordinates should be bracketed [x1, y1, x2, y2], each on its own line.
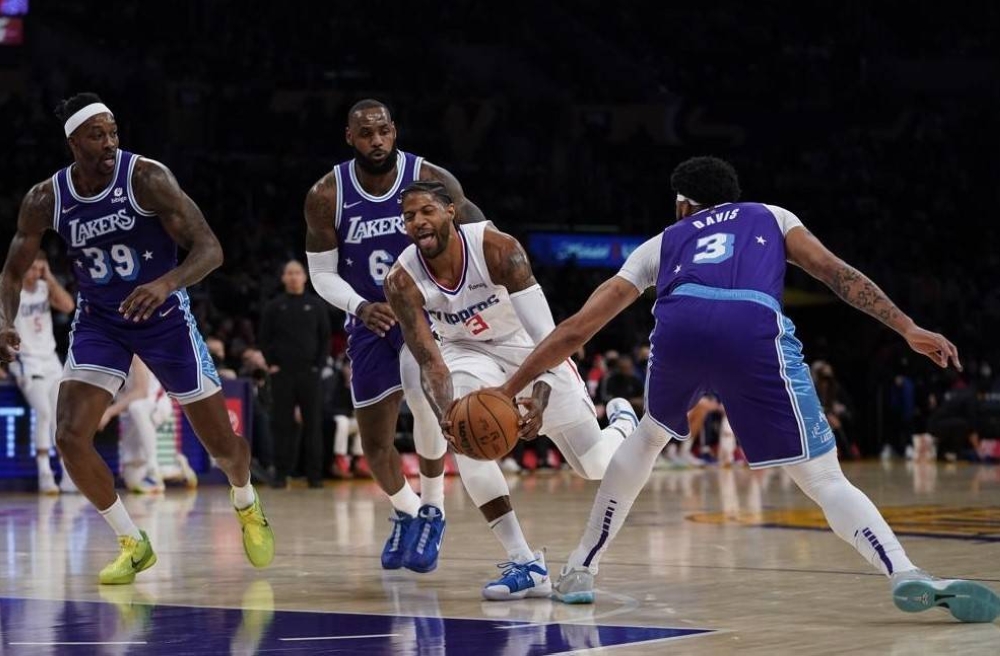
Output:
[333, 165, 344, 231]
[616, 233, 661, 291]
[348, 151, 406, 203]
[126, 154, 156, 216]
[51, 174, 62, 231]
[417, 226, 469, 295]
[65, 149, 123, 203]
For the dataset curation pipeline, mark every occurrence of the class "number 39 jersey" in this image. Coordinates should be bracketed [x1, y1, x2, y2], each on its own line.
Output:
[52, 150, 178, 316]
[333, 151, 423, 333]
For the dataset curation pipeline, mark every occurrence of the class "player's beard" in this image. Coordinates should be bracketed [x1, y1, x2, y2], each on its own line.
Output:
[419, 222, 452, 259]
[354, 146, 398, 175]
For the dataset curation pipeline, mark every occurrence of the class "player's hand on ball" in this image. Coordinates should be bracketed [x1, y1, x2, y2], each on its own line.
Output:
[120, 279, 173, 322]
[903, 325, 961, 370]
[357, 301, 396, 337]
[515, 396, 544, 441]
[439, 399, 459, 448]
[0, 326, 21, 363]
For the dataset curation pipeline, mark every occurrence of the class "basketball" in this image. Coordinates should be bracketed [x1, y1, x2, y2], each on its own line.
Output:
[447, 389, 521, 460]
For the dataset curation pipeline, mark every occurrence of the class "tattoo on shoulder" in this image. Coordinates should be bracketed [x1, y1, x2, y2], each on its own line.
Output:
[498, 240, 536, 290]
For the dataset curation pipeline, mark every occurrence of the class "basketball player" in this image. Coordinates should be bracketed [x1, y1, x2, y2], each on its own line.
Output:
[305, 99, 487, 573]
[98, 356, 198, 493]
[493, 156, 1000, 622]
[10, 251, 76, 493]
[0, 93, 274, 584]
[384, 180, 639, 600]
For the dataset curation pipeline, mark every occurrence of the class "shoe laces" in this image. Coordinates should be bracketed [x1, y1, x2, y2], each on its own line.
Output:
[494, 556, 542, 581]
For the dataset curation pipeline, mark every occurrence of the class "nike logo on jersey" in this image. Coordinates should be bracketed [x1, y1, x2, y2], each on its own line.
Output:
[343, 200, 363, 209]
[61, 205, 79, 214]
[159, 306, 176, 318]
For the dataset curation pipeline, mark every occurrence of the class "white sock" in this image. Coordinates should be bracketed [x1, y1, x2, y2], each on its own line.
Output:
[785, 450, 916, 576]
[99, 496, 143, 540]
[419, 473, 445, 516]
[232, 481, 256, 510]
[389, 483, 421, 518]
[489, 511, 533, 563]
[36, 454, 53, 476]
[567, 415, 668, 573]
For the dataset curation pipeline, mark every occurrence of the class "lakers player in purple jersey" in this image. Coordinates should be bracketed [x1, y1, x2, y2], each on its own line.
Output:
[0, 93, 274, 584]
[305, 99, 486, 573]
[494, 157, 999, 622]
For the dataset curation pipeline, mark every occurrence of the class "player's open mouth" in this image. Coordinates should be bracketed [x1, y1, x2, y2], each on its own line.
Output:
[417, 232, 436, 248]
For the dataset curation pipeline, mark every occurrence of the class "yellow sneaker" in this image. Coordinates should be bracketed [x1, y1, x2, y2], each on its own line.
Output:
[99, 530, 157, 585]
[232, 490, 274, 568]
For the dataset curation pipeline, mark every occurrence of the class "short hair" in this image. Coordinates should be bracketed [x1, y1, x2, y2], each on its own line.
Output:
[54, 92, 104, 124]
[401, 180, 453, 207]
[670, 156, 741, 206]
[347, 98, 391, 122]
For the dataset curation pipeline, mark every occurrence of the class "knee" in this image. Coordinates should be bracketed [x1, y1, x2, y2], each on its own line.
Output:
[55, 424, 91, 456]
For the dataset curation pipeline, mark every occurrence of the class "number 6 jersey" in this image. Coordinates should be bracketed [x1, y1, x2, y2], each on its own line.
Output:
[53, 150, 178, 323]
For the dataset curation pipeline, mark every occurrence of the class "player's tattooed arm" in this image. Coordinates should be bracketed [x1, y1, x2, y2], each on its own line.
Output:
[122, 158, 222, 321]
[303, 172, 340, 252]
[384, 263, 454, 421]
[0, 181, 54, 361]
[785, 225, 960, 369]
[483, 229, 537, 294]
[421, 162, 487, 224]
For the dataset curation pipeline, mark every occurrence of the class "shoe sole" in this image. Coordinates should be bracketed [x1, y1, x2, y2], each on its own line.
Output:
[482, 581, 553, 601]
[894, 580, 1000, 623]
[100, 551, 158, 585]
[553, 590, 595, 604]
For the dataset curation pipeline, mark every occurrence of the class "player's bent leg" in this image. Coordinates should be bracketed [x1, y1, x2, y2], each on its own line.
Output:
[546, 398, 637, 481]
[55, 380, 118, 510]
[556, 415, 672, 604]
[181, 391, 273, 568]
[783, 450, 1000, 622]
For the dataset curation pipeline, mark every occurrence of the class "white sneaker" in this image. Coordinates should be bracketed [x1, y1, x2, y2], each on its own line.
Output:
[38, 471, 59, 495]
[176, 453, 198, 488]
[129, 475, 166, 494]
[59, 473, 79, 494]
[482, 550, 552, 601]
[500, 457, 521, 474]
[552, 564, 595, 604]
[605, 398, 639, 435]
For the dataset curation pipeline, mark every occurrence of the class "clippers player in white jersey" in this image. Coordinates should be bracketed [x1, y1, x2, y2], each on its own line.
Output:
[11, 251, 76, 493]
[385, 181, 639, 600]
[305, 100, 487, 574]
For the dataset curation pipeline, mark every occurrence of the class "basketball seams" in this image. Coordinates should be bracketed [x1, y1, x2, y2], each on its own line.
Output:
[475, 394, 506, 459]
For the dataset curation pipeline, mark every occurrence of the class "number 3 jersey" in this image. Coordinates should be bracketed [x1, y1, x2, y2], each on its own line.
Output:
[333, 150, 423, 335]
[52, 150, 178, 321]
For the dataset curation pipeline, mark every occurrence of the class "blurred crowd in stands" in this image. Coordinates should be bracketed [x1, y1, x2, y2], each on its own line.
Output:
[1, 1, 997, 474]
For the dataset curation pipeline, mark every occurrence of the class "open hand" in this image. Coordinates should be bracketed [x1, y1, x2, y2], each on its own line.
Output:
[357, 301, 396, 337]
[120, 279, 174, 322]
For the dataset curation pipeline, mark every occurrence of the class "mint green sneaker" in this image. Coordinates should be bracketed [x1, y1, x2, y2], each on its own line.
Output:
[892, 569, 1000, 623]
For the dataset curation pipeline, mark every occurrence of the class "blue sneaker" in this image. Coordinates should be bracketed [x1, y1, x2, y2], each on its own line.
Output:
[482, 550, 552, 601]
[402, 504, 446, 573]
[892, 569, 1000, 623]
[381, 510, 416, 570]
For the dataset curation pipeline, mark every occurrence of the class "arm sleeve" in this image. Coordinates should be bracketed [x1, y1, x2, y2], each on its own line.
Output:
[616, 234, 662, 291]
[509, 284, 556, 344]
[306, 249, 368, 315]
[764, 204, 805, 235]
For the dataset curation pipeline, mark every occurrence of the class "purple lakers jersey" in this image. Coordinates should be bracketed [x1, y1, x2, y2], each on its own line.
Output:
[333, 151, 423, 324]
[53, 150, 177, 314]
[654, 202, 800, 305]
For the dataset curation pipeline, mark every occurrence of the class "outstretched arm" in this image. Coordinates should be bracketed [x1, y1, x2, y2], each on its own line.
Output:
[122, 158, 223, 321]
[421, 162, 487, 224]
[785, 226, 960, 369]
[0, 181, 54, 362]
[384, 263, 453, 421]
[499, 276, 642, 398]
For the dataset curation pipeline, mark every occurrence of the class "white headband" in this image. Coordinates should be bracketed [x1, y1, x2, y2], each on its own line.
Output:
[676, 193, 701, 206]
[63, 103, 114, 137]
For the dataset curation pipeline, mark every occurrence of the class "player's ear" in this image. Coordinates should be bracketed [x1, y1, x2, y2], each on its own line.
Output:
[344, 127, 353, 147]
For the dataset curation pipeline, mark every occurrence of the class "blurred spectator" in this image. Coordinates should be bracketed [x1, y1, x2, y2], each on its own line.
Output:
[601, 354, 645, 415]
[326, 359, 369, 479]
[811, 360, 859, 459]
[240, 347, 276, 485]
[206, 336, 238, 380]
[258, 261, 331, 488]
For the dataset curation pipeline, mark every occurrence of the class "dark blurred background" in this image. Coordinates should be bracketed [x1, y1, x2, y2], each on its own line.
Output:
[1, 1, 998, 458]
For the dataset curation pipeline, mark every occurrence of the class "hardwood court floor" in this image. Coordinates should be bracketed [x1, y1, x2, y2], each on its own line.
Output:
[0, 460, 998, 654]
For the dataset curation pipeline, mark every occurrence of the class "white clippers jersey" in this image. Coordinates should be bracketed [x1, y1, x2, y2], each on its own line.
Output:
[14, 281, 57, 357]
[397, 222, 530, 347]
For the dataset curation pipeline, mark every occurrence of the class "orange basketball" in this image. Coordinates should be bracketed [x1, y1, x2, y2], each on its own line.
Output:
[448, 389, 520, 460]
